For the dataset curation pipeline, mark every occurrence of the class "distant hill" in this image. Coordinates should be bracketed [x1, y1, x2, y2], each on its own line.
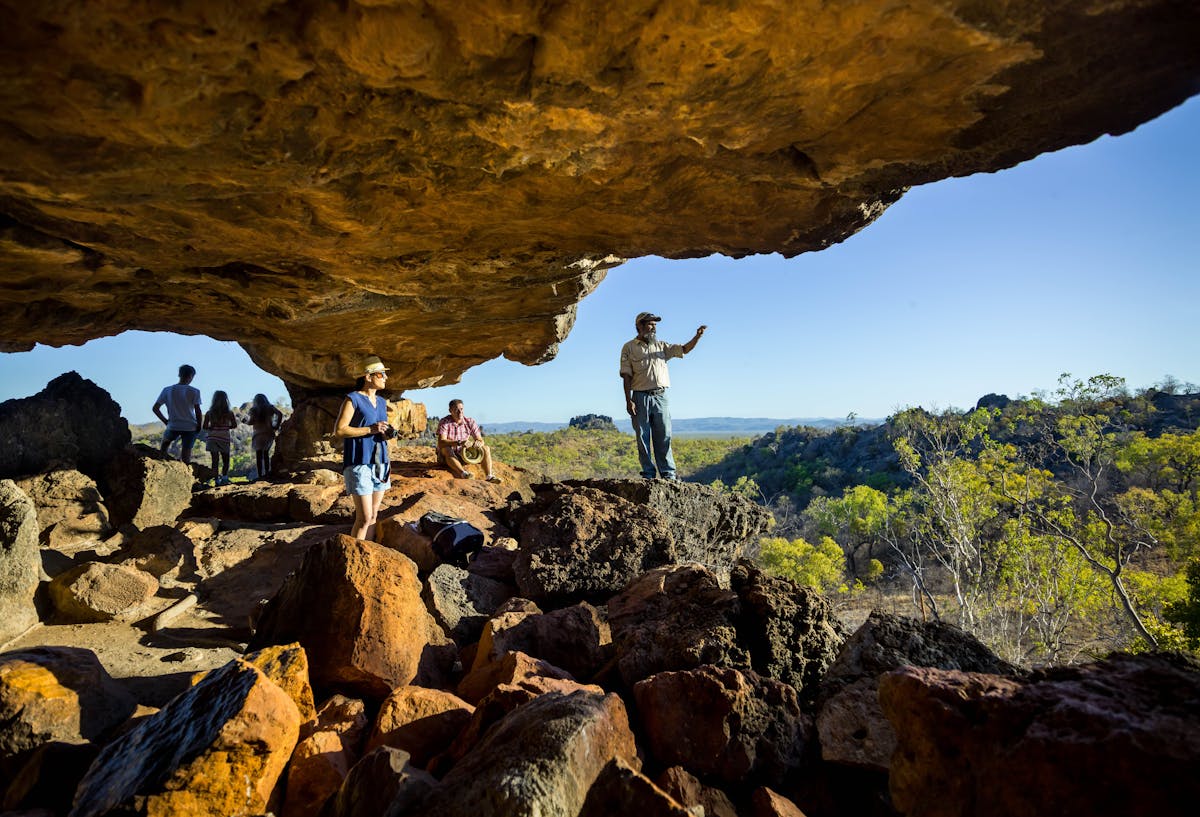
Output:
[483, 416, 879, 436]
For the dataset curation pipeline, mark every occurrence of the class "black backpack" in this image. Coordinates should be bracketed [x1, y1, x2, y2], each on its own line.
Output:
[418, 511, 485, 566]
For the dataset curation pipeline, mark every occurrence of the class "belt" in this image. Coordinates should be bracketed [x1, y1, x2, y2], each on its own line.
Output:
[633, 388, 666, 395]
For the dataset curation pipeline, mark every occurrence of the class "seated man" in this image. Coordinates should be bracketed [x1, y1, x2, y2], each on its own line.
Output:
[436, 399, 500, 483]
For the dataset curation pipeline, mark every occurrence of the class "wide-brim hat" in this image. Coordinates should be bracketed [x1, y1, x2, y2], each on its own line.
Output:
[635, 311, 662, 324]
[358, 355, 389, 375]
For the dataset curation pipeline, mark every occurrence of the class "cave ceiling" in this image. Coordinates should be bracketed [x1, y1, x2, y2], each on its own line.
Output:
[1, 1, 1197, 392]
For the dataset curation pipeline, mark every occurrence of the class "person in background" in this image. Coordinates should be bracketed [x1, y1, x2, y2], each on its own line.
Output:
[437, 399, 500, 483]
[153, 363, 203, 464]
[246, 393, 284, 481]
[333, 355, 393, 540]
[202, 390, 239, 486]
[619, 311, 706, 480]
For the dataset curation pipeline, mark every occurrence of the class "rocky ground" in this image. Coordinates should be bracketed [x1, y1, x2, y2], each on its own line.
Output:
[3, 377, 1200, 817]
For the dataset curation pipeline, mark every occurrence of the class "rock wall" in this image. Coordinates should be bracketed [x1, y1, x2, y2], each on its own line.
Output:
[1, 1, 1197, 391]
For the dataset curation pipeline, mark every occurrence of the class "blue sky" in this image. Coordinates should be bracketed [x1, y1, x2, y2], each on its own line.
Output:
[2, 97, 1197, 426]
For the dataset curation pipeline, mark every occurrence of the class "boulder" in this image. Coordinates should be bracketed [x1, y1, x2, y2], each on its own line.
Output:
[656, 766, 739, 817]
[317, 746, 437, 817]
[46, 561, 159, 623]
[878, 653, 1200, 817]
[14, 469, 111, 551]
[580, 759, 697, 817]
[730, 560, 845, 699]
[0, 480, 40, 644]
[471, 602, 612, 681]
[4, 741, 99, 814]
[377, 518, 438, 573]
[416, 690, 639, 817]
[248, 535, 455, 699]
[608, 564, 750, 687]
[512, 485, 677, 604]
[751, 787, 809, 817]
[634, 665, 811, 786]
[103, 445, 194, 530]
[283, 695, 369, 817]
[240, 642, 318, 726]
[566, 479, 773, 569]
[456, 650, 584, 705]
[0, 373, 129, 481]
[816, 610, 1017, 771]
[0, 646, 136, 778]
[190, 481, 343, 523]
[422, 563, 513, 644]
[119, 524, 199, 584]
[71, 658, 302, 817]
[365, 686, 474, 767]
[466, 543, 519, 583]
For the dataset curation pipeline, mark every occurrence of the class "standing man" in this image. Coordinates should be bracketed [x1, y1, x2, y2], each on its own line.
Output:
[437, 399, 501, 483]
[620, 312, 706, 480]
[152, 364, 203, 464]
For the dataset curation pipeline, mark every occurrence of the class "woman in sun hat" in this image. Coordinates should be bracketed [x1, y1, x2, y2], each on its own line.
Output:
[333, 355, 394, 540]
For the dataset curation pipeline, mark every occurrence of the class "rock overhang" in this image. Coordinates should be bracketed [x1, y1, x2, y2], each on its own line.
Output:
[0, 0, 1197, 392]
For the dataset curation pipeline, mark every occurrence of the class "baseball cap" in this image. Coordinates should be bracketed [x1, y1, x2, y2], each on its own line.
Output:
[635, 311, 662, 324]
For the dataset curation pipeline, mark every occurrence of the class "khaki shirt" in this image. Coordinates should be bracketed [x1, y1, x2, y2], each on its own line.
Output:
[620, 337, 685, 391]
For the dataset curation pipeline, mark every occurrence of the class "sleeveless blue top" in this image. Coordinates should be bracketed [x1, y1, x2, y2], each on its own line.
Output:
[342, 391, 390, 471]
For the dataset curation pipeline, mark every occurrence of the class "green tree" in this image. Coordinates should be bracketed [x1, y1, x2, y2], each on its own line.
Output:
[804, 484, 888, 576]
[758, 535, 847, 594]
[1005, 374, 1162, 648]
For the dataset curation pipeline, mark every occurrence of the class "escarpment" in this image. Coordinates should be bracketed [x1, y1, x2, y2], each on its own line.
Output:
[2, 1, 1198, 392]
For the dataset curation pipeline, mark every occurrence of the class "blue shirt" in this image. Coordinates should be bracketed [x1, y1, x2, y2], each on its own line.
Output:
[342, 391, 390, 470]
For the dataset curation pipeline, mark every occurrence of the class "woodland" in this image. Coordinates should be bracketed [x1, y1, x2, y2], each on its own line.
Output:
[484, 375, 1200, 667]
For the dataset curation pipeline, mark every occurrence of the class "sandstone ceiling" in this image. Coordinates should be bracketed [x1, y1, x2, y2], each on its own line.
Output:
[1, 1, 1197, 393]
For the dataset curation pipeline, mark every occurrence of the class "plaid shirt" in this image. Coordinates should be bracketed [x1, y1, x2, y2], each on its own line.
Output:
[437, 415, 482, 443]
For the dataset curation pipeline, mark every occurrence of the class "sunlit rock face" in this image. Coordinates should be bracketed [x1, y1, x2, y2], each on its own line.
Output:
[1, 1, 1197, 391]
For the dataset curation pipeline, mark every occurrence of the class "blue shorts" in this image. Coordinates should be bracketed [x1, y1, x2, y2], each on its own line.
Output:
[162, 428, 198, 451]
[344, 464, 391, 496]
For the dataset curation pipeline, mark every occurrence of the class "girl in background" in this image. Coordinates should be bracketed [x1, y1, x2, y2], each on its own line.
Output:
[202, 390, 239, 486]
[247, 393, 284, 481]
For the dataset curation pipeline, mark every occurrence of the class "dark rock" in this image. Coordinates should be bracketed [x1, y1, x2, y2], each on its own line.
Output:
[879, 653, 1200, 817]
[512, 485, 677, 605]
[816, 610, 1018, 771]
[14, 469, 111, 551]
[568, 414, 618, 432]
[422, 563, 513, 645]
[3, 740, 99, 814]
[318, 746, 436, 817]
[473, 602, 612, 682]
[0, 646, 136, 780]
[656, 767, 739, 817]
[565, 479, 773, 571]
[0, 479, 39, 643]
[608, 564, 750, 688]
[415, 690, 639, 817]
[634, 665, 811, 786]
[102, 445, 194, 529]
[0, 373, 129, 482]
[731, 560, 845, 700]
[580, 759, 696, 817]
